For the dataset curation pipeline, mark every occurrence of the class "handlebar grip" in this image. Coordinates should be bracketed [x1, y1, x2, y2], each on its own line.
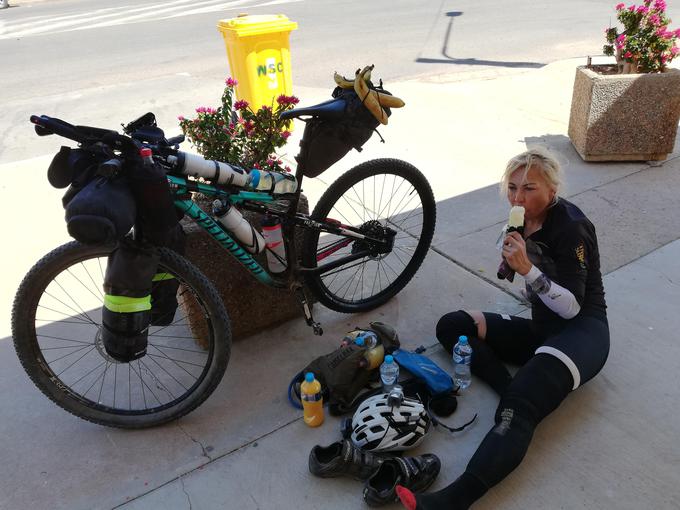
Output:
[30, 115, 85, 143]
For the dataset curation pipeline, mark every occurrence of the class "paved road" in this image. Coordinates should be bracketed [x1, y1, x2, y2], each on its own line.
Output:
[4, 0, 680, 163]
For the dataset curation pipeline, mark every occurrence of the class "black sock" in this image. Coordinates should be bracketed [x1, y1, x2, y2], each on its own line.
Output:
[468, 336, 512, 396]
[399, 472, 488, 510]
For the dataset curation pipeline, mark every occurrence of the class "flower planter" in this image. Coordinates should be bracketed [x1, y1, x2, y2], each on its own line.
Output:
[181, 194, 313, 343]
[568, 65, 680, 161]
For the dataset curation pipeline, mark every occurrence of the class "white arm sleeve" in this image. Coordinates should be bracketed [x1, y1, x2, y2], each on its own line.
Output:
[523, 265, 581, 319]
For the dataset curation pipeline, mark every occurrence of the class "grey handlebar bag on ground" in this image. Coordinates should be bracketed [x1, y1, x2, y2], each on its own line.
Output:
[291, 322, 401, 415]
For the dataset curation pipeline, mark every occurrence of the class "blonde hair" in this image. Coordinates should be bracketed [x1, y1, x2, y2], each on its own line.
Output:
[500, 147, 563, 197]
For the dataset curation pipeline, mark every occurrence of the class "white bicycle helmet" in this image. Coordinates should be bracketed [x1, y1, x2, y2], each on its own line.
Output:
[350, 393, 431, 452]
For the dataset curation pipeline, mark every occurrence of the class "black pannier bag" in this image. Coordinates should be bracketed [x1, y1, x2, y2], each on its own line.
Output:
[102, 238, 159, 362]
[296, 85, 392, 178]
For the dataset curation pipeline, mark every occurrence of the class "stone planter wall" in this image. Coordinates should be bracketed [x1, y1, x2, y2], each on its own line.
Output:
[568, 65, 680, 161]
[181, 194, 313, 341]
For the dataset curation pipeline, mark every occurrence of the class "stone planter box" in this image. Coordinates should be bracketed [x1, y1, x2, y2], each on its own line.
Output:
[181, 194, 313, 342]
[568, 65, 680, 161]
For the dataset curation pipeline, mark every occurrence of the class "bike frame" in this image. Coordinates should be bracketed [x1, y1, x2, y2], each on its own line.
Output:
[166, 168, 382, 290]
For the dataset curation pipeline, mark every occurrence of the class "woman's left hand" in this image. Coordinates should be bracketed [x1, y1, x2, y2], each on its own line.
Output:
[502, 231, 533, 276]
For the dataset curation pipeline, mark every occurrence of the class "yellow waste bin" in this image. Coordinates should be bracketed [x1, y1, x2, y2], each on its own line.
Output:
[217, 14, 298, 111]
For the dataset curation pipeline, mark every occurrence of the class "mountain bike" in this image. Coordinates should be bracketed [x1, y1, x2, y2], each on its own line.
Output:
[12, 100, 436, 428]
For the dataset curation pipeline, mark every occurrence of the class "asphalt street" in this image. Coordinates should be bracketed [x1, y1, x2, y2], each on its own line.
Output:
[4, 0, 680, 163]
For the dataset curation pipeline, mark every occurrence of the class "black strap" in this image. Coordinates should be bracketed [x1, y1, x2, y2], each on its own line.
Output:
[213, 160, 221, 182]
[427, 398, 477, 433]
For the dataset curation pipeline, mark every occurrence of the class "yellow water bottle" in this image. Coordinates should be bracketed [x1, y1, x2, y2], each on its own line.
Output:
[301, 372, 324, 427]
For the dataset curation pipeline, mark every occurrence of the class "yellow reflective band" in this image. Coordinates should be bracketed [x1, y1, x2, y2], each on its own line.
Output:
[104, 294, 151, 313]
[152, 273, 176, 282]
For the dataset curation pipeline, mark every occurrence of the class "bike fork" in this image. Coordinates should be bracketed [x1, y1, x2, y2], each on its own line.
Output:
[293, 286, 323, 336]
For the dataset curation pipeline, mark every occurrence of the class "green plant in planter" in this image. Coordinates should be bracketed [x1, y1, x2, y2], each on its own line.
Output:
[178, 77, 299, 172]
[603, 0, 680, 73]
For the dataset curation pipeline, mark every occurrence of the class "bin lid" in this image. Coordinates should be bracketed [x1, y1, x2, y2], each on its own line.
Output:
[217, 14, 298, 37]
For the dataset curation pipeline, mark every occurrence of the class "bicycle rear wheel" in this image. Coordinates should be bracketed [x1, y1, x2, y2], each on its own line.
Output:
[12, 241, 231, 428]
[302, 158, 436, 313]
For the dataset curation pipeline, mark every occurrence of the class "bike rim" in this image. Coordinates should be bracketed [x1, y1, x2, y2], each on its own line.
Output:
[30, 250, 216, 416]
[315, 172, 427, 304]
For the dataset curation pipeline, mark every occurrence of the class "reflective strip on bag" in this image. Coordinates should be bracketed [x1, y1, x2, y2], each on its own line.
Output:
[152, 273, 176, 282]
[104, 294, 152, 313]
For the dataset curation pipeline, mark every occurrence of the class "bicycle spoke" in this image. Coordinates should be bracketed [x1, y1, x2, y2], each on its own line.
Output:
[147, 343, 208, 354]
[97, 361, 111, 404]
[81, 361, 109, 400]
[139, 358, 178, 401]
[147, 347, 207, 370]
[54, 345, 98, 377]
[38, 333, 93, 345]
[144, 350, 192, 391]
[40, 295, 96, 326]
[80, 261, 105, 302]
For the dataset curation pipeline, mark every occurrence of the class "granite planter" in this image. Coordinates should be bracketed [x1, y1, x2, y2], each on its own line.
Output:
[180, 193, 313, 342]
[568, 65, 680, 161]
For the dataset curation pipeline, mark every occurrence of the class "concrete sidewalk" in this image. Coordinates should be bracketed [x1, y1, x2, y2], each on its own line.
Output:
[1, 58, 680, 510]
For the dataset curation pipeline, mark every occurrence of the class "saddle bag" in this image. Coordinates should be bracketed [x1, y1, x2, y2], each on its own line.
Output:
[297, 85, 392, 178]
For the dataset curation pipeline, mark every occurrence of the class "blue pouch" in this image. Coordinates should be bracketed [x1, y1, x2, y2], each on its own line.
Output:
[392, 349, 456, 394]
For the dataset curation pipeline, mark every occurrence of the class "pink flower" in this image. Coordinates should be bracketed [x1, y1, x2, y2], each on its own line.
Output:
[616, 34, 627, 49]
[206, 107, 217, 114]
[628, 4, 636, 11]
[281, 130, 291, 140]
[637, 5, 649, 13]
[234, 100, 249, 110]
[284, 165, 292, 173]
[276, 95, 300, 106]
[649, 13, 661, 24]
[260, 105, 272, 111]
[616, 2, 625, 9]
[671, 45, 680, 55]
[225, 77, 238, 87]
[674, 28, 680, 37]
[653, 0, 666, 11]
[177, 115, 185, 121]
[661, 54, 668, 63]
[195, 106, 207, 113]
[624, 50, 634, 58]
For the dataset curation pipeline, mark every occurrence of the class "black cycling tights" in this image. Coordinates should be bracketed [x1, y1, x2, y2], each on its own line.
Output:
[401, 353, 573, 510]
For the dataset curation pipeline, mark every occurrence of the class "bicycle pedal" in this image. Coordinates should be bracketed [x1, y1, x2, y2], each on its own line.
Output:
[312, 323, 323, 336]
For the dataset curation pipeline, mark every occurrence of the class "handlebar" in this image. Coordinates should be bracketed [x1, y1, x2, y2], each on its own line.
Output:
[30, 114, 184, 154]
[30, 115, 87, 143]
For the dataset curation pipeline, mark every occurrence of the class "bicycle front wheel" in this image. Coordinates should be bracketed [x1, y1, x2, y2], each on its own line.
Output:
[302, 158, 436, 313]
[12, 241, 231, 428]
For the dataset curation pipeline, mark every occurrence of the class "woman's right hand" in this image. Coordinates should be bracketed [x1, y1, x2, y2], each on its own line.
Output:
[502, 231, 532, 276]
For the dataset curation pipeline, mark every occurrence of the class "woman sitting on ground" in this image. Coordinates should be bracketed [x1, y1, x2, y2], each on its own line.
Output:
[397, 148, 610, 510]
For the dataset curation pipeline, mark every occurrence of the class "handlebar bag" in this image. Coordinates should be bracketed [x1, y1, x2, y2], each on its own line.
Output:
[297, 86, 391, 178]
[65, 175, 137, 244]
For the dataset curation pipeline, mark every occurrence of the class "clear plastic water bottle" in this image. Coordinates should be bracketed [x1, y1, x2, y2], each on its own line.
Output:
[357, 331, 378, 349]
[453, 335, 473, 390]
[248, 169, 297, 194]
[380, 354, 399, 392]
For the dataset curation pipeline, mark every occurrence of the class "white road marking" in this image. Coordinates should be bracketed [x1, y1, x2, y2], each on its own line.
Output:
[0, 0, 301, 40]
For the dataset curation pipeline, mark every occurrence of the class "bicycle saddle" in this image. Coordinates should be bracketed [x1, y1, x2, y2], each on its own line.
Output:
[279, 98, 346, 121]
